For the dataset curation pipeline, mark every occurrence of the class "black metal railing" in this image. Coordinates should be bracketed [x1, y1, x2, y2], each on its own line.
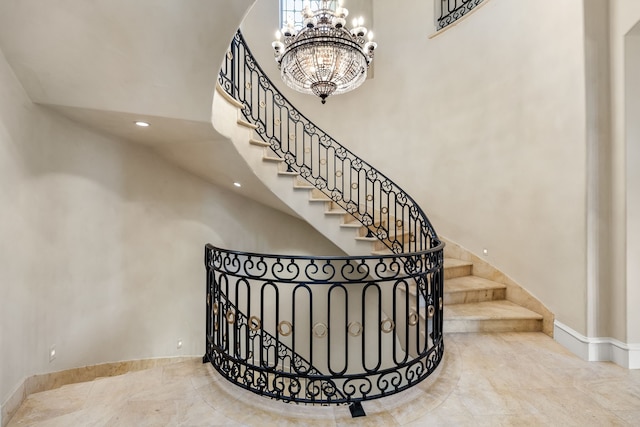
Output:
[204, 245, 444, 405]
[219, 31, 439, 255]
[207, 30, 445, 408]
[437, 0, 485, 30]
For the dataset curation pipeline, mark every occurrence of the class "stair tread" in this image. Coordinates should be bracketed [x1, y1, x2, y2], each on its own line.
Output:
[263, 156, 284, 162]
[237, 119, 258, 129]
[325, 209, 346, 215]
[249, 138, 270, 147]
[278, 171, 299, 176]
[445, 276, 507, 293]
[444, 258, 473, 269]
[355, 236, 377, 242]
[341, 223, 364, 230]
[444, 300, 542, 320]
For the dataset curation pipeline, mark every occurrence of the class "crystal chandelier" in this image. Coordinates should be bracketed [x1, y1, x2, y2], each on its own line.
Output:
[272, 0, 377, 104]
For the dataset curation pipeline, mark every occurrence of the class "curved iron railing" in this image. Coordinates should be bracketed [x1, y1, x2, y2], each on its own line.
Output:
[204, 244, 444, 405]
[219, 31, 439, 254]
[206, 29, 445, 408]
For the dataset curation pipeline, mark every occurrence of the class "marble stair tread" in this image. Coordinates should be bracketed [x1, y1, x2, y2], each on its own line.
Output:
[249, 138, 270, 147]
[263, 155, 285, 162]
[445, 276, 507, 304]
[237, 119, 258, 129]
[309, 198, 332, 203]
[340, 222, 363, 229]
[324, 210, 348, 218]
[355, 236, 378, 242]
[444, 300, 543, 333]
[444, 300, 542, 320]
[293, 183, 315, 189]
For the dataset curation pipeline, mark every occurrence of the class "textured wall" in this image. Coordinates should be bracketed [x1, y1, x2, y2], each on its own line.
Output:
[611, 1, 640, 344]
[0, 45, 341, 407]
[243, 0, 589, 334]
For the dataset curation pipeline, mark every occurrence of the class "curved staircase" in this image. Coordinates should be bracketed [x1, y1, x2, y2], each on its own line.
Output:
[205, 29, 553, 410]
[443, 257, 545, 333]
[218, 91, 550, 339]
[213, 32, 552, 339]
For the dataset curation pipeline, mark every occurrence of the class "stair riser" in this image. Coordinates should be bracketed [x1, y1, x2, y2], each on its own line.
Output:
[310, 188, 330, 199]
[443, 318, 542, 333]
[444, 265, 472, 280]
[444, 288, 506, 305]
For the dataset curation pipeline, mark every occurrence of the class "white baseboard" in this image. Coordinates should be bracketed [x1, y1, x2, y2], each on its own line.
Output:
[554, 321, 640, 369]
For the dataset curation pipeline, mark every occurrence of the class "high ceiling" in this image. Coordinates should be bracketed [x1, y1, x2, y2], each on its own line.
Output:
[0, 0, 300, 217]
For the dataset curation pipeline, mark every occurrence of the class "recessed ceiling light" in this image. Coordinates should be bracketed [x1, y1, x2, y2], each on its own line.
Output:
[134, 121, 150, 127]
[233, 182, 242, 188]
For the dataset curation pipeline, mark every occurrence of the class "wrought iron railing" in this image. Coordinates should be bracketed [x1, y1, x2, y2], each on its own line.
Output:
[204, 245, 444, 405]
[218, 31, 439, 255]
[207, 30, 445, 409]
[437, 0, 485, 30]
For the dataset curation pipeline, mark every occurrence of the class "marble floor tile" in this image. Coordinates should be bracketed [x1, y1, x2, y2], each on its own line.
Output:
[574, 379, 640, 411]
[7, 332, 640, 427]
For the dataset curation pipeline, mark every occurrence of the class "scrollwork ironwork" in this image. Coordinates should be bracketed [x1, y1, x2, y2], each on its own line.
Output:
[205, 244, 444, 405]
[218, 31, 440, 255]
[207, 30, 446, 407]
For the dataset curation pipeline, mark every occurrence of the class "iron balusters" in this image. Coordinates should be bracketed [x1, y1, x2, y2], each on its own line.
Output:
[218, 31, 439, 255]
[209, 30, 445, 407]
[204, 245, 444, 405]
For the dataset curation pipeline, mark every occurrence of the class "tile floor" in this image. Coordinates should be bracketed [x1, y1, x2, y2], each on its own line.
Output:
[7, 333, 640, 426]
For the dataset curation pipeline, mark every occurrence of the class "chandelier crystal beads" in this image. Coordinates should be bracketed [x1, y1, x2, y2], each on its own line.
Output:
[272, 0, 377, 104]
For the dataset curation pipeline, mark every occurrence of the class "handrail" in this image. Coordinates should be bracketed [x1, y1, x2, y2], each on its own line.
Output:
[204, 244, 444, 405]
[218, 31, 440, 254]
[207, 29, 445, 408]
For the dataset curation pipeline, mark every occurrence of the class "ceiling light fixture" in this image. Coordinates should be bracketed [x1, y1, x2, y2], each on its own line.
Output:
[134, 121, 150, 127]
[233, 182, 242, 188]
[272, 0, 377, 104]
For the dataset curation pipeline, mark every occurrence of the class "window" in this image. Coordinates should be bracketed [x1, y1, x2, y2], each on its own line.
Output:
[436, 0, 485, 30]
[279, 0, 338, 30]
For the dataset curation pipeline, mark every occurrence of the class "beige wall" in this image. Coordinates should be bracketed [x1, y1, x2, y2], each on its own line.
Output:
[626, 29, 640, 345]
[610, 1, 640, 344]
[244, 0, 590, 334]
[0, 46, 341, 406]
[583, 0, 616, 340]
